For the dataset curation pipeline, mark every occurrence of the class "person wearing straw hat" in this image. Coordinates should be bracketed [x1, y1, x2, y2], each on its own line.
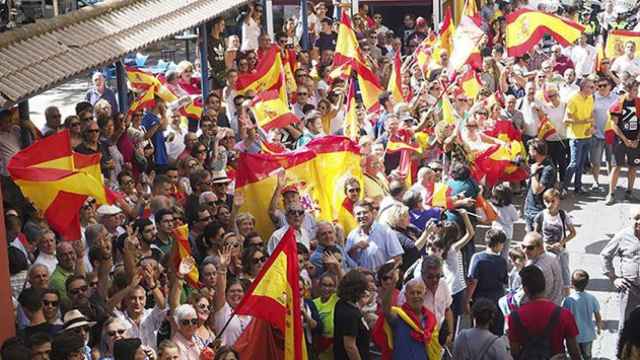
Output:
[210, 170, 234, 210]
[61, 309, 96, 360]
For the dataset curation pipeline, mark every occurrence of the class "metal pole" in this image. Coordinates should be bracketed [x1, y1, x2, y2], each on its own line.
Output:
[433, 0, 442, 32]
[0, 186, 16, 343]
[115, 61, 128, 114]
[200, 23, 210, 100]
[266, 0, 274, 40]
[300, 0, 309, 51]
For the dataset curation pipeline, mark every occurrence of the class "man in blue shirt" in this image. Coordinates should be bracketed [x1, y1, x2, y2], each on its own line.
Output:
[141, 99, 169, 171]
[346, 200, 403, 271]
[85, 72, 118, 115]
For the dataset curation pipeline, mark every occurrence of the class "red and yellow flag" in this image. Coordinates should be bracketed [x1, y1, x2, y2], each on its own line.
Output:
[252, 89, 299, 131]
[236, 136, 362, 238]
[537, 115, 557, 140]
[432, 7, 454, 67]
[236, 45, 283, 95]
[333, 11, 367, 71]
[172, 224, 200, 288]
[388, 50, 404, 103]
[449, 0, 484, 71]
[234, 227, 306, 360]
[605, 30, 640, 59]
[344, 78, 359, 141]
[458, 69, 482, 99]
[8, 131, 114, 240]
[505, 9, 585, 57]
[471, 141, 528, 187]
[357, 66, 384, 113]
[261, 140, 288, 154]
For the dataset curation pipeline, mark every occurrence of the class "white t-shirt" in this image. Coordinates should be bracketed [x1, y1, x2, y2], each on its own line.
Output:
[542, 101, 568, 140]
[612, 55, 640, 77]
[241, 17, 260, 52]
[214, 302, 253, 346]
[517, 97, 544, 137]
[492, 204, 519, 240]
[569, 45, 596, 78]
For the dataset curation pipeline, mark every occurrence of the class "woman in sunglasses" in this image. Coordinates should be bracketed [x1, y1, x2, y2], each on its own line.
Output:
[187, 293, 216, 350]
[99, 317, 129, 359]
[171, 304, 205, 359]
[240, 245, 266, 282]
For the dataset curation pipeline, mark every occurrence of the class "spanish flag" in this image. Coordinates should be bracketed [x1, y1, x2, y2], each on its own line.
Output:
[128, 89, 156, 114]
[357, 66, 384, 113]
[415, 34, 435, 74]
[471, 141, 528, 187]
[261, 140, 288, 154]
[127, 66, 160, 91]
[236, 45, 283, 95]
[605, 30, 640, 59]
[432, 7, 454, 66]
[429, 182, 454, 209]
[458, 69, 482, 99]
[234, 227, 306, 360]
[172, 224, 200, 288]
[344, 78, 359, 140]
[386, 138, 421, 154]
[441, 95, 456, 125]
[236, 136, 362, 239]
[8, 131, 114, 240]
[252, 89, 299, 131]
[388, 50, 404, 103]
[333, 10, 366, 71]
[485, 119, 522, 143]
[537, 115, 557, 140]
[505, 9, 585, 57]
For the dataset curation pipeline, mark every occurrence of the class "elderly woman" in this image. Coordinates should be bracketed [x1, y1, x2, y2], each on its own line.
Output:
[171, 304, 205, 359]
[214, 246, 253, 347]
[381, 203, 428, 272]
[100, 317, 129, 359]
[64, 115, 83, 148]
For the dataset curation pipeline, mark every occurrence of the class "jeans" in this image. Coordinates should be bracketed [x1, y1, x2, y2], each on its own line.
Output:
[579, 342, 592, 360]
[565, 138, 592, 191]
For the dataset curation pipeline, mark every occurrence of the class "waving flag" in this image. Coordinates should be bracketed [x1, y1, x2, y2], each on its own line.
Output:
[357, 68, 384, 113]
[471, 141, 528, 187]
[252, 89, 299, 131]
[234, 227, 306, 360]
[8, 131, 114, 240]
[236, 46, 283, 95]
[506, 9, 585, 57]
[432, 7, 454, 67]
[430, 182, 454, 209]
[415, 33, 436, 74]
[388, 50, 404, 103]
[441, 96, 456, 125]
[333, 11, 367, 70]
[605, 30, 640, 59]
[172, 224, 200, 288]
[458, 69, 482, 99]
[344, 78, 359, 140]
[236, 136, 362, 238]
[537, 116, 557, 140]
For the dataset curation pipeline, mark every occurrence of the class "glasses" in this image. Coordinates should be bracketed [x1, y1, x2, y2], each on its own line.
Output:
[197, 303, 212, 311]
[423, 273, 444, 280]
[70, 122, 81, 127]
[548, 93, 559, 98]
[297, 92, 308, 96]
[287, 210, 305, 217]
[476, 112, 488, 116]
[382, 275, 394, 281]
[598, 84, 609, 88]
[70, 285, 89, 295]
[347, 188, 361, 193]
[521, 244, 537, 251]
[320, 281, 336, 288]
[225, 241, 240, 248]
[456, 98, 468, 103]
[71, 326, 90, 334]
[253, 256, 267, 264]
[107, 329, 126, 337]
[43, 300, 59, 307]
[180, 318, 199, 326]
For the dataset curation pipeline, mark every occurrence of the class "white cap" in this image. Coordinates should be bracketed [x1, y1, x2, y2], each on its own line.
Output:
[96, 204, 122, 216]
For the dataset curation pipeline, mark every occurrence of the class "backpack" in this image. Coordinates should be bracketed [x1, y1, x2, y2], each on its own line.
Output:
[534, 209, 567, 240]
[510, 305, 562, 360]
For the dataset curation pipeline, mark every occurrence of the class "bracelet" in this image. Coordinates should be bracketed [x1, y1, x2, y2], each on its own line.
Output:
[216, 270, 228, 275]
[148, 284, 158, 290]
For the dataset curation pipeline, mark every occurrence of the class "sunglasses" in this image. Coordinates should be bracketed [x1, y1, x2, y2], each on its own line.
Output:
[423, 273, 444, 280]
[347, 188, 361, 193]
[521, 244, 537, 251]
[457, 98, 469, 103]
[43, 300, 59, 307]
[287, 210, 305, 216]
[70, 122, 81, 127]
[71, 326, 90, 334]
[253, 256, 267, 264]
[382, 275, 394, 281]
[197, 303, 212, 311]
[107, 329, 126, 337]
[70, 285, 89, 295]
[225, 242, 240, 248]
[476, 112, 488, 116]
[180, 318, 199, 326]
[297, 92, 308, 96]
[598, 84, 609, 88]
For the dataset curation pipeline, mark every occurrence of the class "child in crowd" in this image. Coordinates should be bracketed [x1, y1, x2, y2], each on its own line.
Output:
[534, 188, 576, 296]
[490, 183, 519, 259]
[467, 229, 509, 335]
[562, 269, 603, 360]
[508, 248, 526, 291]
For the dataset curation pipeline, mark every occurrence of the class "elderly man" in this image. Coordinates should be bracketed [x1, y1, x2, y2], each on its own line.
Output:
[346, 200, 404, 271]
[96, 204, 125, 238]
[269, 169, 317, 236]
[309, 221, 352, 278]
[34, 230, 57, 275]
[267, 203, 312, 254]
[85, 72, 117, 114]
[601, 207, 640, 328]
[41, 106, 62, 135]
[49, 241, 85, 303]
[521, 232, 563, 305]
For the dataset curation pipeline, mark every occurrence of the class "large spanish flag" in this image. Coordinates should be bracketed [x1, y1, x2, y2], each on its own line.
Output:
[234, 227, 306, 360]
[505, 9, 585, 57]
[431, 7, 454, 69]
[470, 141, 528, 187]
[236, 45, 283, 95]
[449, 0, 484, 71]
[252, 89, 299, 131]
[605, 30, 640, 59]
[388, 50, 404, 103]
[357, 65, 384, 113]
[8, 131, 114, 240]
[236, 136, 362, 238]
[333, 11, 366, 71]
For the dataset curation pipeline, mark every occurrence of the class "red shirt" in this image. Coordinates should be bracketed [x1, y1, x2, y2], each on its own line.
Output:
[508, 299, 578, 355]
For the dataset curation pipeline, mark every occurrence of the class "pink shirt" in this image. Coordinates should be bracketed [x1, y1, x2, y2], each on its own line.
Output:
[171, 331, 205, 359]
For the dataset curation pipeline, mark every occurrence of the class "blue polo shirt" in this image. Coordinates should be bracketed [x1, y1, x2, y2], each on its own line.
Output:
[345, 222, 404, 271]
[389, 315, 429, 359]
[142, 112, 168, 166]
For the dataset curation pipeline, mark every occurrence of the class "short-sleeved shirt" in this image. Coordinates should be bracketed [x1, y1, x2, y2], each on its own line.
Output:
[115, 307, 168, 351]
[345, 223, 404, 271]
[534, 209, 572, 245]
[468, 251, 508, 301]
[398, 278, 452, 325]
[610, 98, 640, 141]
[313, 293, 338, 337]
[333, 299, 370, 360]
[141, 112, 168, 166]
[562, 291, 600, 343]
[389, 312, 429, 359]
[566, 92, 595, 139]
[524, 158, 556, 217]
[508, 299, 579, 356]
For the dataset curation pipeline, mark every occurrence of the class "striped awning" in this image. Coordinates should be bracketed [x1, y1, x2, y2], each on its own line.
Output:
[0, 0, 246, 108]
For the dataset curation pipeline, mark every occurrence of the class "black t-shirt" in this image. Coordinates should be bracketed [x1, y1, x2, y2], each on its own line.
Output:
[615, 99, 640, 140]
[333, 299, 370, 360]
[524, 158, 556, 216]
[207, 36, 226, 83]
[315, 32, 337, 52]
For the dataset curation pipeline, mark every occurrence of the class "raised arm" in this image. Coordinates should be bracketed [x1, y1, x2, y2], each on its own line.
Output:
[214, 245, 233, 313]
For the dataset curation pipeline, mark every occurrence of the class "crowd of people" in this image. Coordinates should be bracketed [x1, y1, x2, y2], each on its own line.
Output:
[3, 0, 640, 359]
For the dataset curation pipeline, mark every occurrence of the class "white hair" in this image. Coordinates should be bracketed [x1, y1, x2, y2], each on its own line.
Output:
[380, 203, 409, 228]
[405, 277, 425, 291]
[173, 304, 197, 324]
[199, 191, 217, 205]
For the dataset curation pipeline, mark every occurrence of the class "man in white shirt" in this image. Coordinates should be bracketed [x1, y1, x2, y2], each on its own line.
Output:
[267, 203, 312, 254]
[518, 82, 544, 143]
[543, 85, 569, 189]
[559, 68, 580, 103]
[569, 35, 596, 79]
[611, 41, 640, 77]
[34, 230, 58, 275]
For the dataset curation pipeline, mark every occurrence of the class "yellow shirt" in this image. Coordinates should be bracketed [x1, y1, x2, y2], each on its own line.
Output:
[566, 92, 594, 139]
